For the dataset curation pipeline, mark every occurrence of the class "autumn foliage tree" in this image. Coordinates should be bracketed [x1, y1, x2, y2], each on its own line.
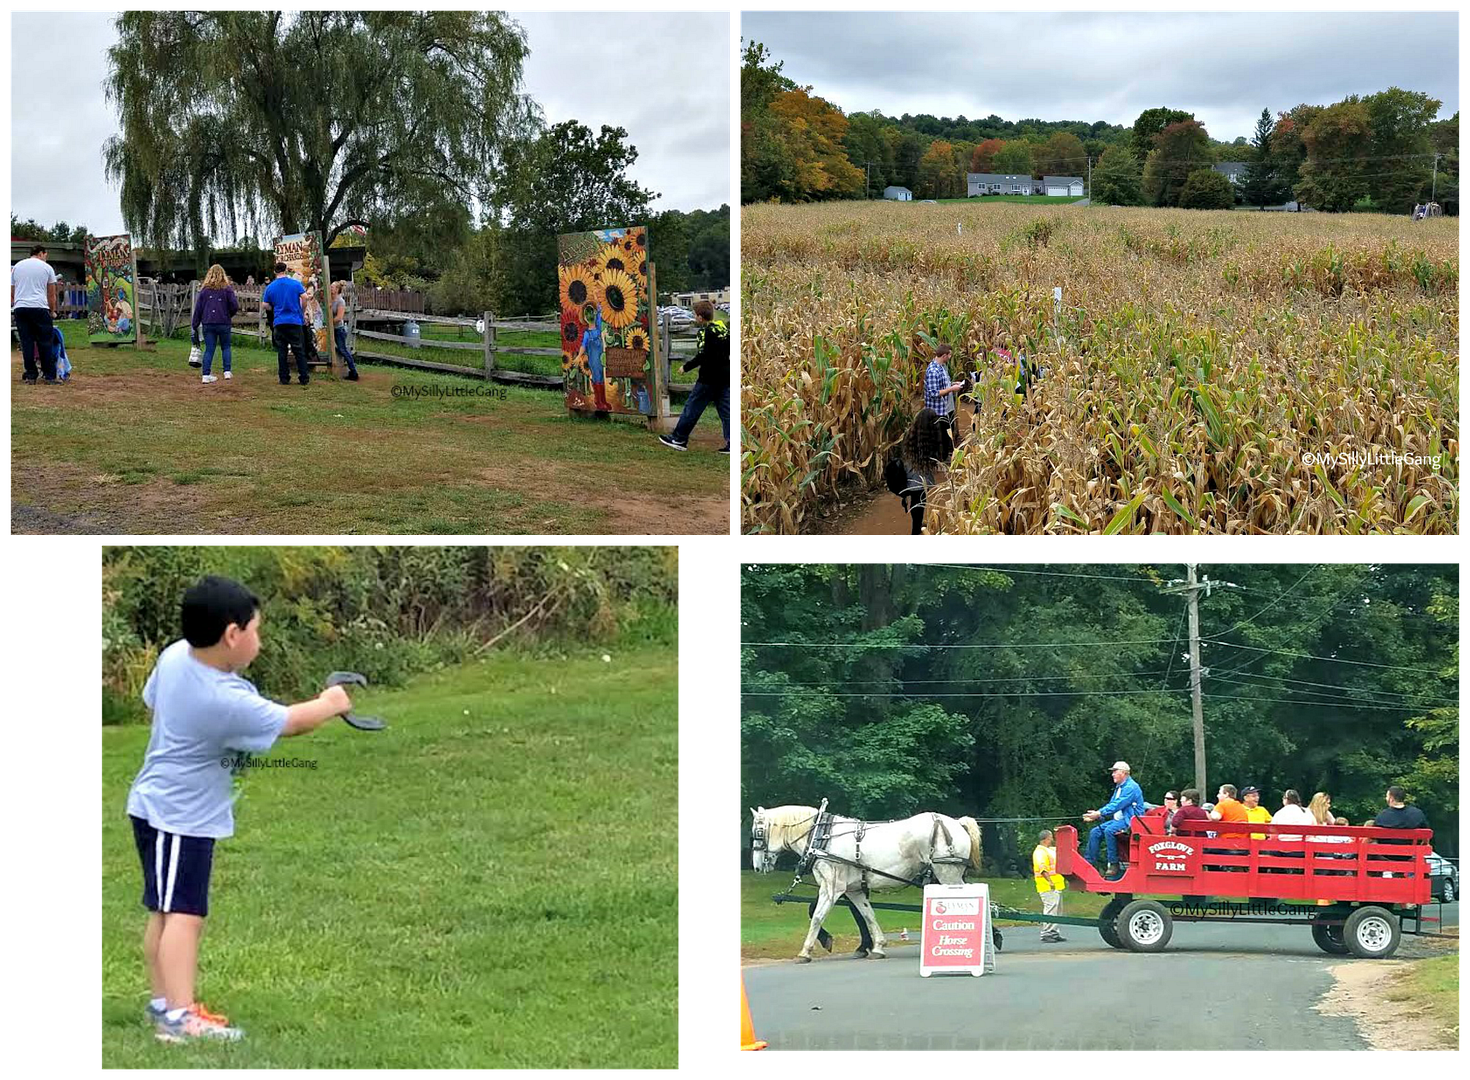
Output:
[1297, 98, 1373, 212]
[1033, 132, 1087, 179]
[767, 90, 865, 201]
[917, 139, 961, 198]
[970, 138, 1004, 173]
[1142, 120, 1214, 206]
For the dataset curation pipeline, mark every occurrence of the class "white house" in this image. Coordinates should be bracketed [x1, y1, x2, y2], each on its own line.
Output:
[882, 185, 913, 201]
[967, 172, 1041, 196]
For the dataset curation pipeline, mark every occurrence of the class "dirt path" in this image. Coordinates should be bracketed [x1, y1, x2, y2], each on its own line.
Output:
[1315, 959, 1454, 1050]
[812, 400, 976, 535]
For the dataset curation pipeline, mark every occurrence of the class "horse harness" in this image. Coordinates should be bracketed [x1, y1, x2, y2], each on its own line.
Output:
[793, 807, 968, 894]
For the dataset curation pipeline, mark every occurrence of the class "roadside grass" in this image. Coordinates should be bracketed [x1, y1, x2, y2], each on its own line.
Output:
[740, 869, 1110, 959]
[1385, 948, 1459, 1042]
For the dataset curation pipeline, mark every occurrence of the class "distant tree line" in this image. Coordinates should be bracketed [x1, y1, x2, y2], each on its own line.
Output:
[742, 40, 1457, 214]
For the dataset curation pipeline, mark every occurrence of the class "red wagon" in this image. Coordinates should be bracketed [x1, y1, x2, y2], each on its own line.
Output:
[1055, 817, 1434, 958]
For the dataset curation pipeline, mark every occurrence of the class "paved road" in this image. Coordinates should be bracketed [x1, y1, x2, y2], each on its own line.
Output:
[745, 903, 1456, 1050]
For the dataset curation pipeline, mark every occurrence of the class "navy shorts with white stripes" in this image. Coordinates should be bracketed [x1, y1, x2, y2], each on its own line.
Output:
[130, 815, 215, 917]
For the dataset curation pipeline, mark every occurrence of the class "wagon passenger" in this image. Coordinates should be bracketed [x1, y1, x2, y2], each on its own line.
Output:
[1145, 791, 1179, 832]
[1242, 786, 1272, 839]
[1082, 760, 1145, 879]
[1169, 789, 1210, 835]
[1259, 788, 1312, 872]
[1203, 784, 1250, 871]
[1373, 786, 1427, 877]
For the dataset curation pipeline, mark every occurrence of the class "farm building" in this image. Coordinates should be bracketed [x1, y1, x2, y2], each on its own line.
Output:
[883, 185, 913, 201]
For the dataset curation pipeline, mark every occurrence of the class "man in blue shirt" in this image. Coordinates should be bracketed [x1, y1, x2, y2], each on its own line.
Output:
[1083, 760, 1146, 879]
[260, 261, 309, 385]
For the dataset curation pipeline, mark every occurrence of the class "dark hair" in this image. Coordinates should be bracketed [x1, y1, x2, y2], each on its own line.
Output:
[900, 407, 944, 471]
[274, 261, 289, 275]
[181, 575, 260, 647]
[1387, 785, 1406, 803]
[1283, 789, 1301, 806]
[30, 244, 47, 256]
[693, 299, 715, 320]
[933, 344, 952, 358]
[1180, 788, 1200, 805]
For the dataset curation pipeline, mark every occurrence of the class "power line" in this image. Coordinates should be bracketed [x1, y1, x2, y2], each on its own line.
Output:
[742, 687, 1189, 699]
[1214, 565, 1320, 638]
[1203, 639, 1442, 675]
[1214, 669, 1456, 707]
[927, 563, 1165, 583]
[772, 670, 1173, 687]
[744, 637, 1180, 649]
[1207, 673, 1457, 710]
[1203, 692, 1437, 713]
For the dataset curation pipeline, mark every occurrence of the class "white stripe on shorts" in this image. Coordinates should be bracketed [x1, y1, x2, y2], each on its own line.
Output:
[154, 831, 164, 911]
[162, 833, 181, 913]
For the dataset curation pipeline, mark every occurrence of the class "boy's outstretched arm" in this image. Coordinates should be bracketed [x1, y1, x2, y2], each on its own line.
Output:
[281, 685, 352, 737]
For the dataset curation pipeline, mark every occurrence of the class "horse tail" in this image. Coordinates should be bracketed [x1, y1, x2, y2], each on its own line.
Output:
[958, 816, 983, 872]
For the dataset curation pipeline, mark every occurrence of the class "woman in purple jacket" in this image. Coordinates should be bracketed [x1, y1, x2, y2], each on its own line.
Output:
[191, 264, 240, 383]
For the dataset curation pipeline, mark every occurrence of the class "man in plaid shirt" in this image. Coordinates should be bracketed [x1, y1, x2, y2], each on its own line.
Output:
[923, 344, 966, 456]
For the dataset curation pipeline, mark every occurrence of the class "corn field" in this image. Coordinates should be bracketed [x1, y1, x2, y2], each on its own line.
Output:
[741, 202, 1458, 533]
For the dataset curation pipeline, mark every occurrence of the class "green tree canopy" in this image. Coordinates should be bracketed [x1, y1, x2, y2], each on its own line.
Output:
[1297, 98, 1373, 212]
[1132, 106, 1194, 160]
[1179, 167, 1236, 209]
[1089, 146, 1143, 206]
[991, 141, 1034, 176]
[1363, 87, 1441, 213]
[1142, 119, 1214, 206]
[104, 11, 538, 258]
[1033, 132, 1087, 179]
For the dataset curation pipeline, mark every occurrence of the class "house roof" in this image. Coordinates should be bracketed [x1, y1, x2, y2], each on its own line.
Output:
[883, 185, 911, 193]
[1042, 176, 1084, 185]
[967, 173, 1036, 184]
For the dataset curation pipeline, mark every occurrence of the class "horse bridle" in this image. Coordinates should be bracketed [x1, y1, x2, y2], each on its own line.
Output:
[751, 809, 819, 866]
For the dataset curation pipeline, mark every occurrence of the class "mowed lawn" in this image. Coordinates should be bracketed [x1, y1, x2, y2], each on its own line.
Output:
[103, 646, 677, 1067]
[13, 325, 727, 534]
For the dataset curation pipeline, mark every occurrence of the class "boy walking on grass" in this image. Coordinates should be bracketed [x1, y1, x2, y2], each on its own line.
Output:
[126, 575, 353, 1042]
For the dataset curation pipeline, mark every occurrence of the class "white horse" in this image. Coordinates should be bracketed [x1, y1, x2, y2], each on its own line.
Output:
[751, 804, 983, 962]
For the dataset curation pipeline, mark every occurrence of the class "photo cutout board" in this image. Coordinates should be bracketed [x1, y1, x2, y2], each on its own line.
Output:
[85, 233, 140, 345]
[274, 232, 331, 362]
[558, 225, 660, 417]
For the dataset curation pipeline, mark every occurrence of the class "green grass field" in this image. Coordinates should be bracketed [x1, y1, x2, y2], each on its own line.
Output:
[103, 644, 677, 1067]
[13, 323, 728, 534]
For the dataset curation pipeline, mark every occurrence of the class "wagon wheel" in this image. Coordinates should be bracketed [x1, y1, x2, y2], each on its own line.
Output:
[1116, 899, 1173, 953]
[1343, 906, 1400, 959]
[1098, 896, 1128, 950]
[1309, 915, 1349, 955]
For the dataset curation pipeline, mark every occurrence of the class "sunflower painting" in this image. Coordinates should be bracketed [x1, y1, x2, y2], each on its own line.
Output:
[556, 224, 663, 419]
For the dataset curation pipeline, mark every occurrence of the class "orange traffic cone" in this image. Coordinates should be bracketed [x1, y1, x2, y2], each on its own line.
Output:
[741, 976, 767, 1050]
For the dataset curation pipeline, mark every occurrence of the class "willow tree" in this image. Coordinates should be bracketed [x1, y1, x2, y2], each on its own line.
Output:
[103, 10, 539, 257]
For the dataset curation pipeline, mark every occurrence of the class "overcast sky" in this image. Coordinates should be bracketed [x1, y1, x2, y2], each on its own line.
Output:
[742, 11, 1458, 143]
[10, 11, 730, 238]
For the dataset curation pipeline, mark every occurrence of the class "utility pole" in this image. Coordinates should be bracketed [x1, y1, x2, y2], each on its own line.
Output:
[1161, 565, 1219, 794]
[1087, 155, 1092, 201]
[1431, 152, 1440, 204]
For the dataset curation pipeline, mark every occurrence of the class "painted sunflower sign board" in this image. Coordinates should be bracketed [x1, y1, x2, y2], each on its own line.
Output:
[557, 225, 663, 419]
[85, 233, 141, 345]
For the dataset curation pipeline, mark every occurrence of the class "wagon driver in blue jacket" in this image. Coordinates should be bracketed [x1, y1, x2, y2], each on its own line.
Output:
[1083, 760, 1146, 880]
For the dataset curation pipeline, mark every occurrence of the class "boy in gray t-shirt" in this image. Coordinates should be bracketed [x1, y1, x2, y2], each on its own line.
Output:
[126, 575, 354, 1043]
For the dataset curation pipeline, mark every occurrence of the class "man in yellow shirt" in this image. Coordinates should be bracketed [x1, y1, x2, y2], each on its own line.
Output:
[1242, 785, 1273, 839]
[1033, 828, 1066, 943]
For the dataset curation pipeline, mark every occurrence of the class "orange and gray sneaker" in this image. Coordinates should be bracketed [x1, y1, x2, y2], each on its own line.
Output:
[155, 1002, 244, 1042]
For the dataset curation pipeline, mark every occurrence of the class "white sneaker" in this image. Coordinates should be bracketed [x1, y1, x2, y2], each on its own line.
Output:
[223, 371, 232, 380]
[202, 374, 218, 384]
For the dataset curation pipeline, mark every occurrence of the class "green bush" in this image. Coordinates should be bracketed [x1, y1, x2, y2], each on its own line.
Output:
[1179, 168, 1237, 210]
